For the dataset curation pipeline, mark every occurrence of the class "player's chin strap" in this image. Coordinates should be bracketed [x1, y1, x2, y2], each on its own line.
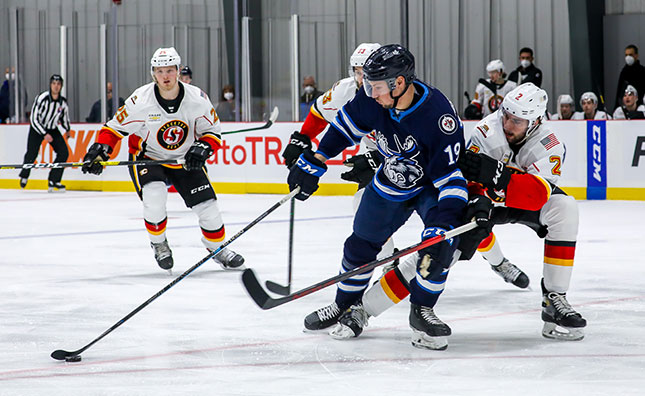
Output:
[390, 81, 412, 109]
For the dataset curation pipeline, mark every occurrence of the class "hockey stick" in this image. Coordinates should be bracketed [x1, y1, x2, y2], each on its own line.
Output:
[0, 158, 185, 170]
[265, 197, 295, 295]
[50, 187, 300, 362]
[221, 106, 279, 135]
[242, 220, 478, 310]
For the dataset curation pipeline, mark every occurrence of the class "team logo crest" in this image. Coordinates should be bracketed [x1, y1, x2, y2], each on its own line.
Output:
[376, 132, 424, 188]
[438, 114, 457, 134]
[157, 120, 189, 150]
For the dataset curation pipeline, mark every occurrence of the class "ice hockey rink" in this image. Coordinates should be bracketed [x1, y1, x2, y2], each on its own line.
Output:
[0, 190, 644, 395]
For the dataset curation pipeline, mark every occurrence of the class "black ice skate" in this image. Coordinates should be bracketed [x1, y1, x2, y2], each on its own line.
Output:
[304, 302, 343, 331]
[210, 247, 245, 270]
[150, 240, 173, 271]
[409, 303, 451, 350]
[490, 258, 530, 289]
[329, 304, 369, 339]
[541, 279, 586, 341]
[20, 178, 28, 189]
[48, 181, 66, 193]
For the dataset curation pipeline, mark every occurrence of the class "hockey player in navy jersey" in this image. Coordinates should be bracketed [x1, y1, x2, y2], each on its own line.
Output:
[287, 44, 468, 350]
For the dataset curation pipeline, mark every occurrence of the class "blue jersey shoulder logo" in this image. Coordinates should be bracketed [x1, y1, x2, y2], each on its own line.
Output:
[438, 114, 457, 135]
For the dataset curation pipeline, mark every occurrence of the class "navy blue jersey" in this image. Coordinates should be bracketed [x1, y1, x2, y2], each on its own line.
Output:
[317, 80, 467, 227]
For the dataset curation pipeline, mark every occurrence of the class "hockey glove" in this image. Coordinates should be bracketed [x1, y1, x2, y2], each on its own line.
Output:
[464, 104, 482, 120]
[417, 225, 458, 278]
[282, 131, 312, 168]
[340, 150, 382, 189]
[287, 150, 327, 201]
[465, 194, 494, 239]
[184, 140, 214, 171]
[82, 143, 112, 175]
[458, 150, 511, 190]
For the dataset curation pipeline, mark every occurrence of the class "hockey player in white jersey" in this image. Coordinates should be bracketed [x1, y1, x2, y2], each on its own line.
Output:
[280, 42, 399, 331]
[612, 84, 645, 119]
[332, 83, 587, 345]
[465, 59, 517, 119]
[550, 94, 575, 120]
[82, 47, 244, 272]
[572, 92, 611, 120]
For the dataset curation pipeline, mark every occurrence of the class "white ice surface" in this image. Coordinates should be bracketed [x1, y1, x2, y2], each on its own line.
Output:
[0, 190, 644, 395]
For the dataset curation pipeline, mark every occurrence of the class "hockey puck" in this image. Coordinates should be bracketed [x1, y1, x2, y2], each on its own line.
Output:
[65, 355, 82, 362]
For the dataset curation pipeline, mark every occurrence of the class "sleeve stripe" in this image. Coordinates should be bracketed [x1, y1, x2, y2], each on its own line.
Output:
[433, 169, 466, 188]
[101, 126, 125, 139]
[330, 118, 360, 146]
[339, 108, 370, 139]
[438, 187, 469, 202]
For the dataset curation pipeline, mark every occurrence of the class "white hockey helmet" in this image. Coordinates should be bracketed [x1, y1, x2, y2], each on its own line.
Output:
[150, 47, 181, 78]
[624, 84, 638, 97]
[486, 59, 504, 73]
[558, 94, 574, 105]
[501, 82, 548, 139]
[580, 91, 598, 105]
[350, 43, 382, 68]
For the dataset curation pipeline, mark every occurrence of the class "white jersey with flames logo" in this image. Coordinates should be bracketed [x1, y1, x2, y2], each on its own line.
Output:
[467, 112, 566, 203]
[105, 82, 221, 160]
[313, 76, 377, 151]
[472, 80, 518, 117]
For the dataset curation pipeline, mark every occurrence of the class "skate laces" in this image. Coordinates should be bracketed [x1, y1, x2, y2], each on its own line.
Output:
[419, 306, 444, 325]
[152, 241, 171, 259]
[317, 303, 341, 321]
[215, 247, 236, 263]
[494, 258, 522, 281]
[345, 304, 369, 327]
[547, 292, 578, 317]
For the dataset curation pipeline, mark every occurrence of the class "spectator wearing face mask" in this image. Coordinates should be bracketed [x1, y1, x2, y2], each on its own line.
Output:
[551, 94, 575, 120]
[508, 47, 543, 87]
[572, 92, 611, 120]
[613, 85, 645, 119]
[615, 44, 645, 108]
[299, 75, 323, 121]
[216, 84, 237, 121]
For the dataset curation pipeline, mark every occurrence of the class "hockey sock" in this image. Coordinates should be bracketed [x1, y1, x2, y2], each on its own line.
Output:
[478, 232, 505, 266]
[543, 240, 575, 293]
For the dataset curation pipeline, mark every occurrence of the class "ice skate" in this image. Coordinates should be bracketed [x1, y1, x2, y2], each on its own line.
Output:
[541, 279, 586, 341]
[329, 303, 369, 339]
[211, 247, 245, 270]
[304, 302, 343, 331]
[490, 258, 530, 289]
[151, 240, 173, 272]
[20, 178, 28, 189]
[48, 181, 66, 193]
[409, 303, 451, 350]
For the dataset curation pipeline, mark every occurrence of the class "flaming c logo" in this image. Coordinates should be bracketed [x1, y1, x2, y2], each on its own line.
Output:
[157, 120, 189, 150]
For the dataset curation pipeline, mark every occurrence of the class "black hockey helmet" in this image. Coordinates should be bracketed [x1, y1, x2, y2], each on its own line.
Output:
[180, 66, 192, 77]
[50, 74, 64, 86]
[362, 44, 415, 90]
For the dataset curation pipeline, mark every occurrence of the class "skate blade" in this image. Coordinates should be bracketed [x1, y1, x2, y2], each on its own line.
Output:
[218, 264, 246, 271]
[329, 323, 357, 340]
[166, 269, 173, 276]
[410, 328, 448, 350]
[542, 322, 585, 341]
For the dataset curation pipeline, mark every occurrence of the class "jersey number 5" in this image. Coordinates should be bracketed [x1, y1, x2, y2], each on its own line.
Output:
[115, 106, 128, 123]
[549, 155, 562, 176]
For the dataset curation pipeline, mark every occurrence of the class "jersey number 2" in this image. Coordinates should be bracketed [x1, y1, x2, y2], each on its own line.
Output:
[549, 155, 562, 175]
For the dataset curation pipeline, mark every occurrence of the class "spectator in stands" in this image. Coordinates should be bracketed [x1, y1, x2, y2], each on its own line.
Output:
[216, 84, 237, 121]
[551, 94, 575, 120]
[299, 75, 322, 121]
[179, 66, 192, 84]
[613, 85, 645, 119]
[508, 47, 543, 87]
[572, 92, 611, 120]
[0, 66, 29, 123]
[86, 82, 125, 123]
[615, 44, 645, 108]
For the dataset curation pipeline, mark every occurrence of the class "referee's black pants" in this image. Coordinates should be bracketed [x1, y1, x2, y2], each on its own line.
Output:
[19, 126, 69, 183]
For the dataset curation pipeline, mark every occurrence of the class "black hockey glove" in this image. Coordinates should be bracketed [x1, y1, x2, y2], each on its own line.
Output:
[464, 104, 482, 120]
[282, 131, 312, 168]
[417, 225, 458, 278]
[82, 143, 112, 175]
[340, 150, 382, 189]
[458, 150, 511, 190]
[184, 140, 214, 171]
[287, 150, 327, 201]
[465, 194, 494, 238]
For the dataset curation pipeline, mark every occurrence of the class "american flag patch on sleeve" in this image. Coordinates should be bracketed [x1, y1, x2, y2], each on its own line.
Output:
[540, 133, 560, 150]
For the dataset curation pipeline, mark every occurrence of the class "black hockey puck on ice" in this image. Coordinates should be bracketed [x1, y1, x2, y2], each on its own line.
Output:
[65, 355, 82, 362]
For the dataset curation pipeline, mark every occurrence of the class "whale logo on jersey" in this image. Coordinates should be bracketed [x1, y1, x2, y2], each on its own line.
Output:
[376, 132, 424, 188]
[157, 120, 189, 150]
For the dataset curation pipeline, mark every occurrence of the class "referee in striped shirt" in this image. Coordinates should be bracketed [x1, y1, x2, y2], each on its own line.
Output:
[19, 74, 70, 192]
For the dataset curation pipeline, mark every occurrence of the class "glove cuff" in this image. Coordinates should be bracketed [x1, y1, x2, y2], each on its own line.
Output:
[296, 150, 327, 177]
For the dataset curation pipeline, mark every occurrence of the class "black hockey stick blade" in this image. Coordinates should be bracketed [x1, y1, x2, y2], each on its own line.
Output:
[221, 106, 279, 135]
[242, 221, 478, 310]
[478, 78, 497, 94]
[265, 280, 291, 295]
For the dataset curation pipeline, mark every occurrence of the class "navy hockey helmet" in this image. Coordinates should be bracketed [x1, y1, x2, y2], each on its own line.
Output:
[362, 44, 415, 93]
[180, 66, 192, 77]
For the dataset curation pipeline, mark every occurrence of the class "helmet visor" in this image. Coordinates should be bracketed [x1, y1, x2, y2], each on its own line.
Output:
[363, 77, 393, 98]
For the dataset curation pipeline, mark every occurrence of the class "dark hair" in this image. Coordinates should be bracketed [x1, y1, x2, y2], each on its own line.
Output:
[180, 66, 192, 77]
[626, 44, 639, 54]
[50, 74, 63, 86]
[221, 84, 234, 101]
[519, 47, 533, 57]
